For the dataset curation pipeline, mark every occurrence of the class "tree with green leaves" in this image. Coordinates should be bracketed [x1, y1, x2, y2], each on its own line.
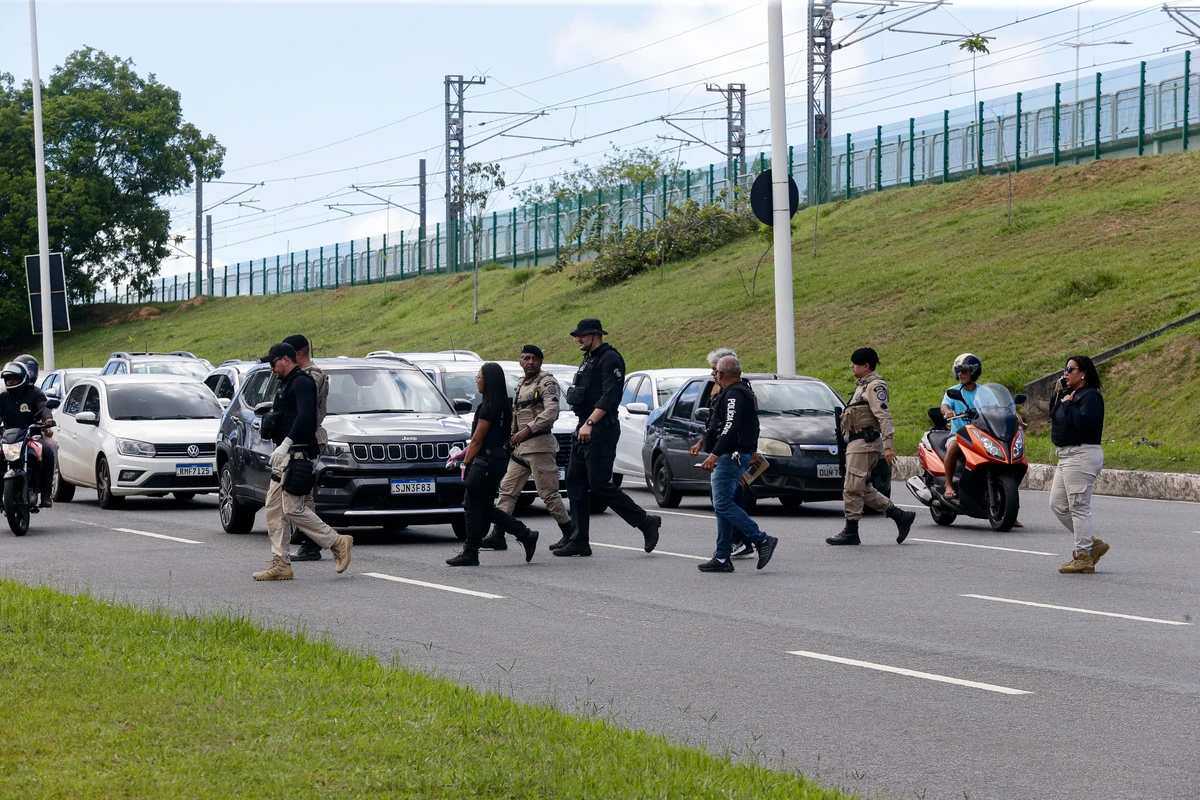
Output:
[0, 47, 225, 346]
[959, 34, 991, 174]
[460, 162, 506, 325]
[512, 145, 670, 206]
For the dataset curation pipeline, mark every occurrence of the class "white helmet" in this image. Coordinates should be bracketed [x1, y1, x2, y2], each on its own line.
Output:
[953, 353, 982, 382]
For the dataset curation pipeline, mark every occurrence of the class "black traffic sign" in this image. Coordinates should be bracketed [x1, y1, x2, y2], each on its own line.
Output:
[25, 252, 71, 334]
[750, 168, 799, 227]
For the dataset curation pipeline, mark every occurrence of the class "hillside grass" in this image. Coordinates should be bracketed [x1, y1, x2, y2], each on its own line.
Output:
[12, 152, 1200, 472]
[0, 580, 846, 799]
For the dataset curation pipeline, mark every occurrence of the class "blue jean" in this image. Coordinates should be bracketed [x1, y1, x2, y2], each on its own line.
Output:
[712, 453, 766, 559]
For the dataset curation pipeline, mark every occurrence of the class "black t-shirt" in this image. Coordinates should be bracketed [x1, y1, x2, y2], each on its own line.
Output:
[0, 387, 50, 431]
[472, 401, 510, 449]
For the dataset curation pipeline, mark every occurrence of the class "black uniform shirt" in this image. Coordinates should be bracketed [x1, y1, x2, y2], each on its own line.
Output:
[571, 343, 625, 424]
[0, 386, 51, 431]
[270, 366, 319, 452]
[472, 401, 511, 449]
[703, 379, 760, 456]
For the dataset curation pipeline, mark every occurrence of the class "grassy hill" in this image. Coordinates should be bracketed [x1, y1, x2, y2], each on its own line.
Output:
[11, 152, 1200, 473]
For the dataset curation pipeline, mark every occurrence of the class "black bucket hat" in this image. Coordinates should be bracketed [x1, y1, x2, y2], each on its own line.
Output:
[570, 318, 608, 337]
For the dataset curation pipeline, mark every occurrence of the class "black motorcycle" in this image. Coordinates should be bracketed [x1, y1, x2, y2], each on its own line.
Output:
[2, 421, 48, 536]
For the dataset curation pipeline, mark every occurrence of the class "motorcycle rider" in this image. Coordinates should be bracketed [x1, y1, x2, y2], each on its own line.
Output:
[0, 361, 56, 508]
[940, 353, 982, 500]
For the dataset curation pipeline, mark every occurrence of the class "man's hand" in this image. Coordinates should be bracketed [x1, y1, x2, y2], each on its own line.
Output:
[577, 423, 593, 444]
[884, 447, 896, 467]
[510, 427, 531, 446]
[689, 441, 703, 457]
[700, 454, 718, 472]
[269, 438, 294, 475]
[750, 452, 762, 468]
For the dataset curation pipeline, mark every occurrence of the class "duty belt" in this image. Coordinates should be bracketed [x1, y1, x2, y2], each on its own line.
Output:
[847, 428, 880, 443]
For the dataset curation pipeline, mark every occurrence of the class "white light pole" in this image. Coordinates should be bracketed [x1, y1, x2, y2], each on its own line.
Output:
[768, 0, 795, 375]
[28, 0, 55, 370]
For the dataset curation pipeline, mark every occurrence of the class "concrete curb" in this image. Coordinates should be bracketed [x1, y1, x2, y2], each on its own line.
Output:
[891, 456, 1200, 503]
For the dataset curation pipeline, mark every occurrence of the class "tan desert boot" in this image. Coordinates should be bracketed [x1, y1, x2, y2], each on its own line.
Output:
[1090, 538, 1110, 567]
[331, 535, 353, 574]
[1058, 550, 1095, 574]
[253, 555, 294, 581]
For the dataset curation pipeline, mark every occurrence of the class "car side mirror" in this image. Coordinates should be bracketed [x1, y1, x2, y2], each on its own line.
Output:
[452, 399, 473, 414]
[626, 402, 650, 415]
[76, 411, 99, 426]
[1013, 394, 1027, 406]
[45, 398, 61, 410]
[253, 401, 273, 417]
[46, 387, 60, 398]
[695, 407, 712, 422]
[218, 398, 231, 409]
[946, 388, 964, 403]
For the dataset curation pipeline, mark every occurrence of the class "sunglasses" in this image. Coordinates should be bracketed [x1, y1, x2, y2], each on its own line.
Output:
[1064, 366, 1081, 374]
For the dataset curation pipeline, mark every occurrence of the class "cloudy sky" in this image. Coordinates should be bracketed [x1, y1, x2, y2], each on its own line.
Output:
[1, 1, 1191, 282]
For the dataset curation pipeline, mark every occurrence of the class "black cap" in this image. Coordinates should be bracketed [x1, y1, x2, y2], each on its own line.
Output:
[260, 342, 298, 364]
[570, 318, 608, 337]
[521, 344, 544, 360]
[850, 347, 880, 369]
[282, 334, 310, 353]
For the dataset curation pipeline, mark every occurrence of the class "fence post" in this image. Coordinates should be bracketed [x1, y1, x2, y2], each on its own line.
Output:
[399, 232, 404, 277]
[976, 101, 984, 174]
[1095, 71, 1102, 161]
[290, 253, 295, 292]
[661, 172, 668, 216]
[942, 111, 949, 182]
[1053, 83, 1061, 166]
[908, 118, 916, 187]
[275, 255, 280, 295]
[236, 263, 241, 296]
[576, 193, 583, 255]
[319, 246, 325, 289]
[554, 197, 560, 261]
[533, 203, 540, 267]
[708, 163, 714, 201]
[366, 237, 372, 284]
[335, 243, 340, 287]
[639, 179, 645, 229]
[435, 224, 440, 273]
[1186, 51, 1193, 151]
[1015, 92, 1023, 173]
[492, 211, 498, 264]
[350, 240, 356, 286]
[686, 169, 692, 201]
[846, 133, 853, 201]
[1138, 61, 1147, 156]
[512, 208, 518, 269]
[617, 185, 624, 230]
[875, 125, 883, 191]
[174, 274, 178, 301]
[788, 144, 793, 175]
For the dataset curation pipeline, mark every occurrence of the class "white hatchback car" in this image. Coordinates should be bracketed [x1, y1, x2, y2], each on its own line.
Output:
[614, 368, 711, 478]
[53, 375, 224, 508]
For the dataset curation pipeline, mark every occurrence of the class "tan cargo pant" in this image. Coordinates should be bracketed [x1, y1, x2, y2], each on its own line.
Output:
[1049, 444, 1103, 554]
[265, 460, 339, 562]
[843, 450, 894, 521]
[495, 450, 570, 524]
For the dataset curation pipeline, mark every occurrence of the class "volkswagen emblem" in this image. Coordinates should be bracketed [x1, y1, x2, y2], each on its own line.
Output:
[187, 444, 200, 458]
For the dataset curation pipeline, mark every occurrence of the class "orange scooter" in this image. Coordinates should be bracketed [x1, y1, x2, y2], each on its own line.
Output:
[905, 383, 1028, 532]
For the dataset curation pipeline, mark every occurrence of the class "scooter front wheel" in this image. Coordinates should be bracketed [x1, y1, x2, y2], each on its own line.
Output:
[3, 480, 29, 536]
[988, 474, 1020, 532]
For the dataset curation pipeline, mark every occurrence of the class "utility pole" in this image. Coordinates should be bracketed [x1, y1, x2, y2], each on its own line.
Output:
[195, 163, 203, 296]
[28, 0, 54, 369]
[205, 214, 212, 296]
[768, 0, 795, 376]
[705, 83, 746, 173]
[445, 75, 486, 273]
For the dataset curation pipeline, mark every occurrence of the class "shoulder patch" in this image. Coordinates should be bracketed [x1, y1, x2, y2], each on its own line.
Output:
[874, 385, 889, 403]
[614, 368, 623, 379]
[544, 381, 559, 397]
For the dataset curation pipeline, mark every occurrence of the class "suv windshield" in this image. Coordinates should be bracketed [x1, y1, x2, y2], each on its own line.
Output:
[131, 361, 210, 379]
[752, 381, 842, 414]
[107, 383, 223, 420]
[326, 369, 452, 415]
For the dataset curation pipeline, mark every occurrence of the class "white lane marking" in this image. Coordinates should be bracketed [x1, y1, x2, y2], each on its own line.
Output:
[364, 572, 504, 599]
[910, 537, 1055, 556]
[654, 509, 716, 520]
[68, 518, 105, 528]
[895, 503, 926, 509]
[962, 594, 1194, 626]
[112, 525, 201, 544]
[787, 650, 1032, 695]
[591, 542, 708, 560]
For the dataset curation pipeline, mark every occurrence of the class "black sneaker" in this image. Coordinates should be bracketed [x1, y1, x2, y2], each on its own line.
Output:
[479, 528, 508, 550]
[552, 540, 592, 557]
[698, 557, 734, 573]
[446, 549, 480, 567]
[756, 535, 779, 570]
[731, 542, 756, 558]
[641, 514, 662, 553]
[290, 544, 322, 562]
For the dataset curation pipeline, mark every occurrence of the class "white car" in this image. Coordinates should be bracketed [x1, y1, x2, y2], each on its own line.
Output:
[614, 368, 711, 478]
[52, 375, 224, 508]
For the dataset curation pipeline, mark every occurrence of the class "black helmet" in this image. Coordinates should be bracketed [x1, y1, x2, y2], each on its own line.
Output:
[2, 362, 30, 391]
[14, 355, 39, 384]
[953, 353, 982, 382]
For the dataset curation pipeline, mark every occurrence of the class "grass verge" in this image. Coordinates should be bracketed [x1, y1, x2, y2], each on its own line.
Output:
[0, 580, 847, 799]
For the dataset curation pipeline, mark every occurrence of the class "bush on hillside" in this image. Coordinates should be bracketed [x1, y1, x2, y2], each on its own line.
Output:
[551, 192, 759, 287]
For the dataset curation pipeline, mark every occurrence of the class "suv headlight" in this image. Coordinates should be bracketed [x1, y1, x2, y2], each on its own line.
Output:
[117, 439, 156, 457]
[978, 435, 1006, 460]
[324, 441, 351, 458]
[758, 438, 792, 458]
[2, 442, 21, 461]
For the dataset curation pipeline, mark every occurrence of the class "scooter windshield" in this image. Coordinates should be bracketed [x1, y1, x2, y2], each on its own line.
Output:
[972, 383, 1017, 442]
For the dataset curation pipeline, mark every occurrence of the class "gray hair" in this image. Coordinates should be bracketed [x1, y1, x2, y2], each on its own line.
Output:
[706, 348, 736, 368]
[716, 355, 741, 375]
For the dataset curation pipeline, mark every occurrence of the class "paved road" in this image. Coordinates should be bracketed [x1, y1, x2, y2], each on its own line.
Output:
[1, 481, 1196, 800]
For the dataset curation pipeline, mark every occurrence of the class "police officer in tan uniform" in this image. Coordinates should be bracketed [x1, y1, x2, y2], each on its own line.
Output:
[481, 345, 572, 550]
[827, 347, 916, 546]
[284, 334, 328, 562]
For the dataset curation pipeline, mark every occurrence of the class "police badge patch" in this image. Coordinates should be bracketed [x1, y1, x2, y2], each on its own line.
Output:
[614, 368, 623, 379]
[874, 385, 889, 404]
[545, 382, 559, 396]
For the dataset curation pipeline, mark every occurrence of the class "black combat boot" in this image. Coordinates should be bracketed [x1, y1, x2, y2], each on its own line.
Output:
[549, 521, 573, 551]
[479, 525, 508, 550]
[552, 539, 592, 557]
[446, 547, 480, 567]
[886, 506, 917, 544]
[513, 527, 539, 563]
[640, 513, 662, 553]
[290, 540, 322, 561]
[826, 519, 861, 546]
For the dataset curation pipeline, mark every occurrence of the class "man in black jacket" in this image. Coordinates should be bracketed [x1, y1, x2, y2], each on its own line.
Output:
[553, 319, 662, 558]
[252, 342, 353, 581]
[697, 356, 778, 572]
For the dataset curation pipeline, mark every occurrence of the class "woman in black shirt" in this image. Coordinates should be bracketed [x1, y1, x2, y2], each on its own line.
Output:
[447, 362, 539, 566]
[1049, 355, 1109, 574]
